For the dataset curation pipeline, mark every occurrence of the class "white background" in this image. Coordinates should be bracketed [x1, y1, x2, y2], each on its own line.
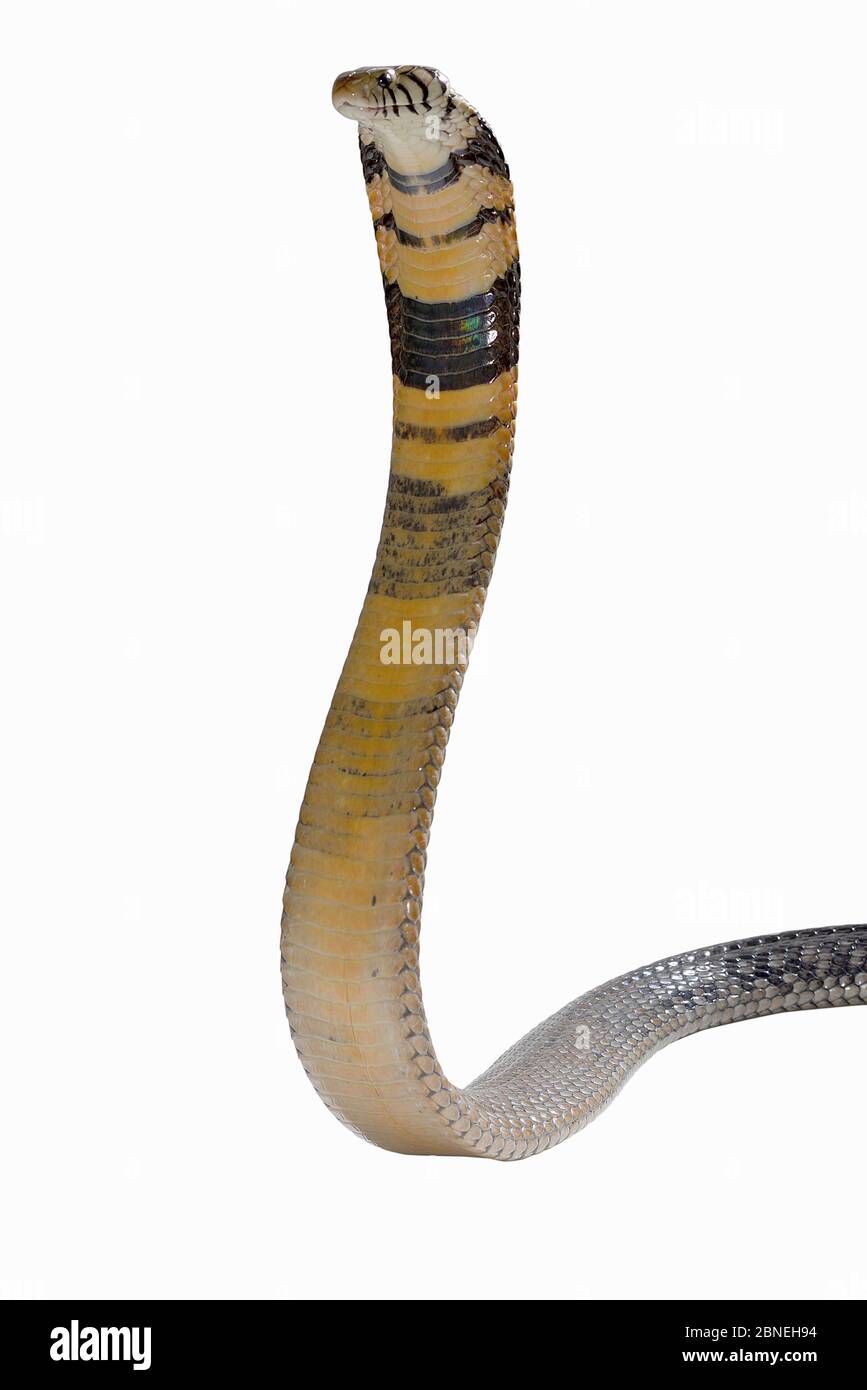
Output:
[2, 1, 865, 1301]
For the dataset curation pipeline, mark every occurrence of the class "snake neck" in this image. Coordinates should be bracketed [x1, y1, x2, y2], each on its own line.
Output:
[282, 94, 520, 1155]
[363, 97, 520, 583]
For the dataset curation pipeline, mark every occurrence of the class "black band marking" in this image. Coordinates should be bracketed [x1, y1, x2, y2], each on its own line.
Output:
[384, 264, 521, 390]
[386, 158, 460, 196]
[393, 417, 503, 443]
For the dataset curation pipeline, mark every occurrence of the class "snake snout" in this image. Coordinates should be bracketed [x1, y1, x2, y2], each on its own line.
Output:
[331, 68, 375, 118]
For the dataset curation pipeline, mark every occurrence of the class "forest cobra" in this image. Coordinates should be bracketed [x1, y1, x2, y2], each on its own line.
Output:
[281, 66, 866, 1159]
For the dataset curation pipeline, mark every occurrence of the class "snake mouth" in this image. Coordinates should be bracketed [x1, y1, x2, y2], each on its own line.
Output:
[337, 101, 386, 117]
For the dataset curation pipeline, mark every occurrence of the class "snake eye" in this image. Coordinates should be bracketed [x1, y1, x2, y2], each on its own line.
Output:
[377, 72, 392, 88]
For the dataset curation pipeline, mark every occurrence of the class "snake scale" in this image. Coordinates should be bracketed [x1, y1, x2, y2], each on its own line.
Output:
[281, 66, 866, 1159]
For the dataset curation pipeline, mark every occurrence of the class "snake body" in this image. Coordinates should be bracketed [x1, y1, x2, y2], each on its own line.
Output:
[281, 67, 866, 1159]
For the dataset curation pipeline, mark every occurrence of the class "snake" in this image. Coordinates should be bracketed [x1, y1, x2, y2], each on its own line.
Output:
[280, 65, 866, 1159]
